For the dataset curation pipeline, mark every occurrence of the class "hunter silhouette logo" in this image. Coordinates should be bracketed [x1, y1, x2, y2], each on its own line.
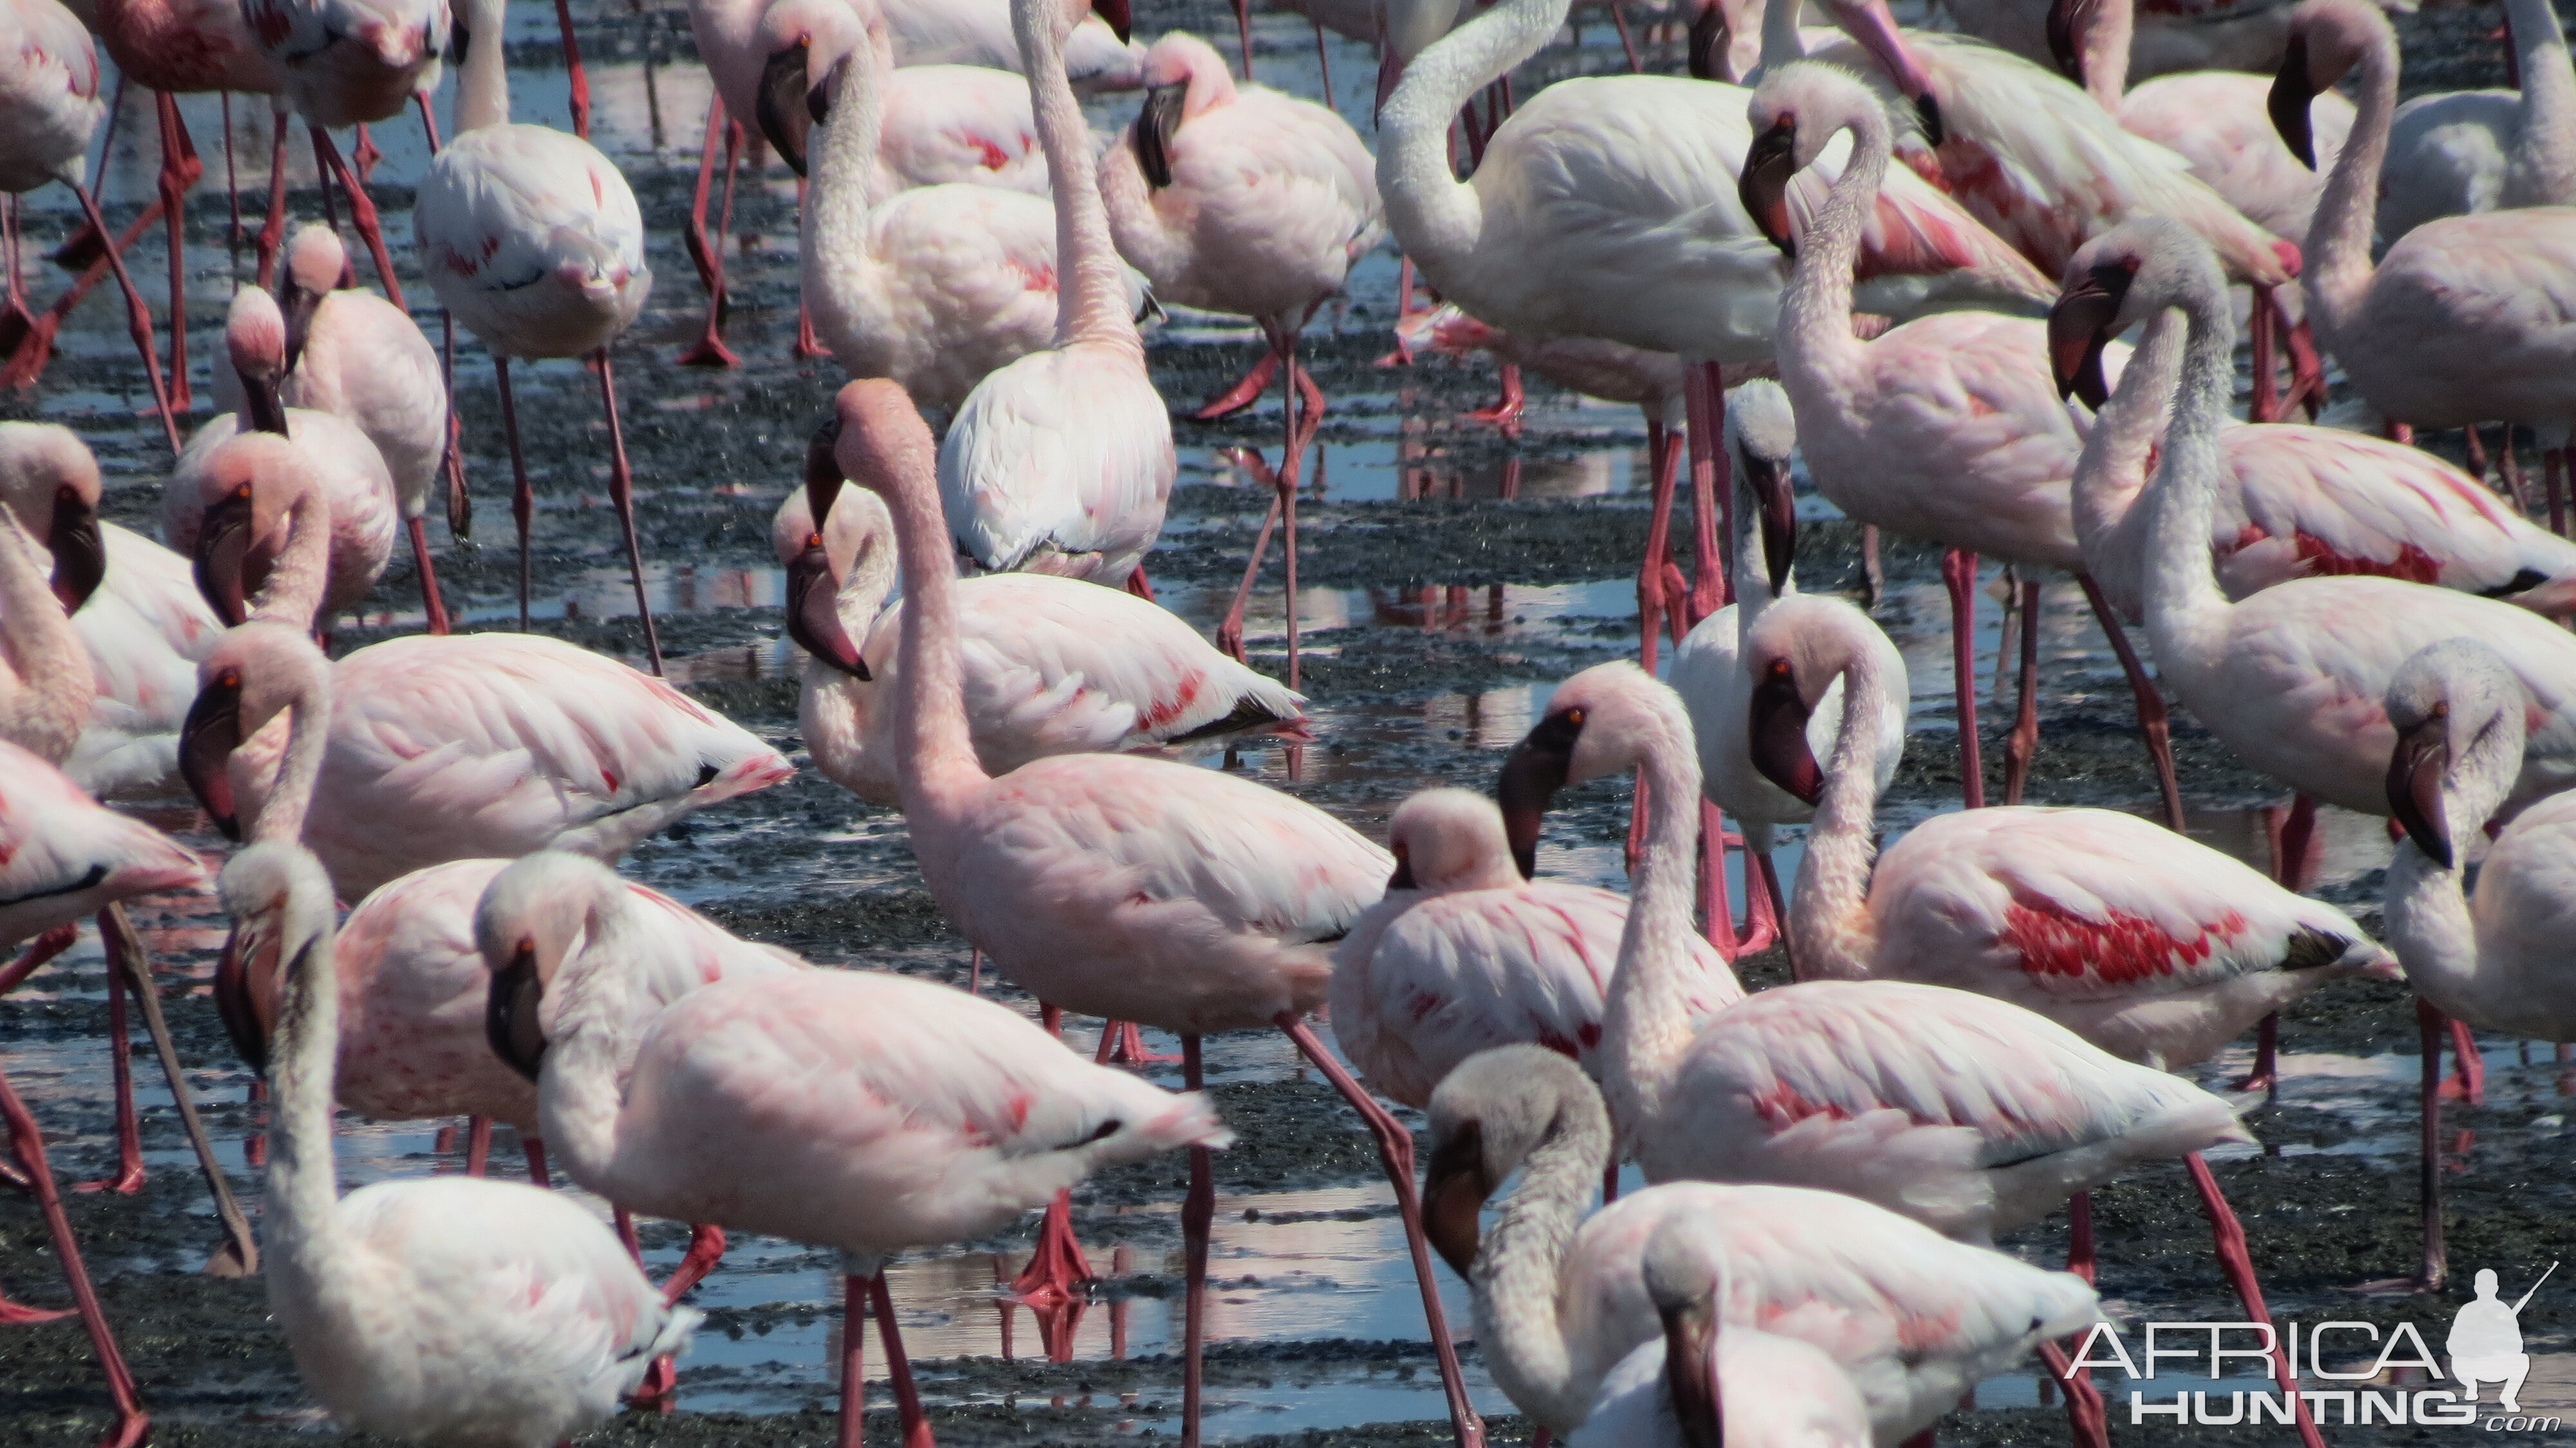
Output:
[2448, 1263, 2554, 1414]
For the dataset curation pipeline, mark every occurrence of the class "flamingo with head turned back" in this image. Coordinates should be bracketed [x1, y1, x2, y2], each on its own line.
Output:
[414, 0, 661, 667]
[1420, 1045, 2104, 1443]
[222, 841, 703, 1448]
[2369, 0, 2576, 243]
[0, 0, 179, 449]
[478, 848, 1227, 1448]
[1493, 658, 2326, 1447]
[2269, 0, 2576, 534]
[831, 374, 1484, 1448]
[59, 514, 224, 800]
[2382, 639, 2576, 1292]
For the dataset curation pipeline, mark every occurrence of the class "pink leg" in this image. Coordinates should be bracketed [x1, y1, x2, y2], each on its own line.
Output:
[2002, 576, 2041, 806]
[1278, 338, 1312, 692]
[593, 348, 665, 674]
[2075, 576, 2184, 832]
[76, 950, 145, 1195]
[1311, 15, 1334, 110]
[523, 1135, 552, 1187]
[1193, 347, 1283, 420]
[662, 1224, 727, 1304]
[221, 94, 243, 250]
[1180, 1036, 1214, 1448]
[1274, 1013, 1487, 1448]
[464, 1116, 491, 1176]
[2, 200, 32, 347]
[70, 182, 180, 453]
[867, 1273, 936, 1448]
[1860, 524, 1884, 607]
[1214, 451, 1285, 662]
[1751, 851, 1789, 974]
[307, 126, 404, 310]
[2235, 1014, 2280, 1101]
[2184, 1153, 2326, 1448]
[2279, 307, 2326, 419]
[2444, 1018, 2486, 1105]
[100, 904, 256, 1276]
[1095, 1020, 1180, 1066]
[1942, 548, 1987, 810]
[838, 1273, 869, 1448]
[1009, 1190, 1094, 1308]
[1609, 1, 1644, 71]
[0, 1070, 149, 1448]
[495, 356, 535, 630]
[1124, 566, 1155, 602]
[967, 948, 981, 997]
[408, 516, 450, 634]
[1461, 363, 1525, 431]
[0, 924, 77, 995]
[1696, 798, 1738, 955]
[2247, 284, 2279, 423]
[2034, 1339, 2111, 1448]
[681, 108, 741, 368]
[150, 94, 198, 419]
[1683, 361, 1728, 626]
[1231, 0, 1255, 79]
[2418, 998, 2449, 1291]
[351, 122, 381, 184]
[417, 90, 442, 152]
[256, 106, 289, 289]
[554, 0, 592, 139]
[2065, 1190, 2096, 1284]
[1637, 419, 1681, 674]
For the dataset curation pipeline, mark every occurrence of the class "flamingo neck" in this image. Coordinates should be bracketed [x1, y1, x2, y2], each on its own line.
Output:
[253, 490, 335, 633]
[1777, 104, 1888, 431]
[1473, 1091, 1614, 1431]
[1757, 0, 1808, 77]
[2069, 316, 2181, 617]
[1728, 466, 1779, 639]
[1600, 692, 1707, 1145]
[2301, 27, 2397, 345]
[263, 872, 358, 1295]
[1096, 144, 1191, 293]
[0, 504, 92, 767]
[1016, 0, 1140, 356]
[2387, 719, 2524, 1024]
[1786, 641, 1895, 981]
[1379, 0, 1566, 292]
[2503, 0, 2576, 209]
[807, 31, 892, 316]
[252, 644, 334, 846]
[878, 452, 992, 822]
[2078, 0, 2133, 111]
[536, 877, 659, 1193]
[455, 0, 509, 133]
[2139, 274, 2237, 678]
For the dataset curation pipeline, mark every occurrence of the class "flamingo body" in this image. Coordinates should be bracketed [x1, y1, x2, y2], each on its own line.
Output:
[1575, 1326, 1871, 1448]
[416, 125, 652, 361]
[92, 0, 278, 93]
[0, 738, 204, 946]
[0, 0, 102, 192]
[241, 0, 448, 128]
[164, 409, 399, 620]
[937, 346, 1175, 582]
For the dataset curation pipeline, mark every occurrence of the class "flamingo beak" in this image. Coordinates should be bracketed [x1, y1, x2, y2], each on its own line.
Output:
[1498, 709, 1584, 880]
[1744, 454, 1795, 596]
[1094, 0, 1132, 44]
[194, 482, 260, 627]
[1135, 82, 1186, 189]
[805, 416, 846, 529]
[486, 939, 550, 1082]
[1375, 41, 1405, 124]
[2269, 34, 2318, 169]
[1660, 1288, 1725, 1448]
[281, 276, 322, 375]
[213, 915, 278, 1074]
[1387, 842, 1416, 891]
[1738, 117, 1800, 258]
[2044, 0, 2098, 82]
[2046, 264, 2128, 408]
[1422, 1123, 1491, 1279]
[1748, 659, 1823, 805]
[240, 365, 290, 436]
[757, 41, 815, 178]
[1841, 0, 1943, 144]
[1687, 1, 1728, 80]
[48, 482, 104, 614]
[786, 533, 869, 679]
[182, 667, 247, 841]
[2387, 713, 2454, 870]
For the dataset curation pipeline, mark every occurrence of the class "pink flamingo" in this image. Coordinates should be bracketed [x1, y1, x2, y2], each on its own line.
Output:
[1097, 28, 1379, 660]
[1495, 659, 2326, 1447]
[2371, 0, 2576, 243]
[1329, 788, 1742, 1112]
[831, 375, 1484, 1448]
[167, 289, 397, 633]
[2270, 0, 2576, 533]
[2382, 639, 2576, 1291]
[1421, 1046, 2103, 1442]
[478, 848, 1227, 1448]
[414, 0, 662, 665]
[176, 620, 791, 899]
[938, 0, 1172, 594]
[0, 0, 179, 447]
[777, 452, 1307, 806]
[222, 842, 703, 1448]
[0, 738, 205, 1448]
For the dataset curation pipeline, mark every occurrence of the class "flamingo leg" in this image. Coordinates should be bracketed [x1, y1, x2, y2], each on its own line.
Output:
[523, 1135, 551, 1187]
[75, 948, 144, 1195]
[680, 108, 741, 368]
[1696, 799, 1738, 955]
[1609, 1, 1644, 72]
[1942, 548, 1987, 809]
[1273, 1012, 1488, 1448]
[2279, 308, 2325, 419]
[70, 182, 179, 453]
[2065, 1189, 2095, 1283]
[0, 199, 28, 351]
[1278, 334, 1316, 692]
[149, 93, 199, 418]
[0, 1068, 148, 1448]
[1191, 346, 1283, 420]
[96, 906, 256, 1275]
[2246, 284, 2279, 423]
[661, 1224, 728, 1304]
[1752, 850, 1788, 973]
[352, 122, 381, 184]
[6, 180, 181, 448]
[838, 1273, 869, 1448]
[1684, 361, 1727, 625]
[2074, 575, 2184, 832]
[554, 0, 592, 139]
[2034, 1339, 2111, 1448]
[0, 923, 77, 996]
[2418, 998, 2450, 1291]
[867, 1271, 936, 1448]
[1214, 455, 1284, 662]
[257, 103, 290, 289]
[1859, 524, 1883, 607]
[1010, 1189, 1094, 1310]
[1099, 1020, 1180, 1066]
[1181, 1035, 1214, 1448]
[793, 177, 828, 360]
[2002, 575, 2041, 806]
[1125, 564, 1155, 600]
[220, 93, 243, 252]
[245, 1078, 265, 1169]
[495, 356, 535, 631]
[408, 516, 450, 634]
[1460, 362, 1524, 430]
[2444, 1018, 2485, 1105]
[594, 348, 664, 674]
[1312, 16, 1334, 110]
[307, 126, 404, 310]
[1231, 0, 1255, 79]
[2183, 1153, 2327, 1448]
[464, 1115, 491, 1176]
[1637, 419, 1681, 674]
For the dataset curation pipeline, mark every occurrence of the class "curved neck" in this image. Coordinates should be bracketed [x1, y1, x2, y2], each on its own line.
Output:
[1097, 147, 1192, 289]
[1600, 701, 1710, 1142]
[536, 879, 660, 1189]
[1729, 468, 1777, 625]
[876, 459, 991, 821]
[456, 0, 509, 133]
[252, 490, 334, 633]
[2139, 280, 2236, 668]
[2070, 314, 2180, 575]
[810, 33, 891, 301]
[0, 507, 92, 766]
[1380, 0, 1567, 282]
[2504, 0, 2576, 208]
[265, 872, 355, 1280]
[1016, 0, 1138, 354]
[1758, 0, 1808, 75]
[1786, 643, 1895, 980]
[2078, 0, 2133, 110]
[1472, 1099, 1614, 1430]
[253, 646, 334, 846]
[2302, 31, 2398, 341]
[1777, 108, 1887, 422]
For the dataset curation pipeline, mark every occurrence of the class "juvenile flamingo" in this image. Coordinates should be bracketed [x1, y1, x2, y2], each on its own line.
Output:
[478, 848, 1226, 1448]
[414, 0, 661, 664]
[224, 841, 703, 1448]
[2382, 639, 2576, 1291]
[829, 376, 1484, 1448]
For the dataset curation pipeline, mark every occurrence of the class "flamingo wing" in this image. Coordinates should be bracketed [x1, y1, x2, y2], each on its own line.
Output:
[938, 348, 1175, 578]
[0, 742, 205, 948]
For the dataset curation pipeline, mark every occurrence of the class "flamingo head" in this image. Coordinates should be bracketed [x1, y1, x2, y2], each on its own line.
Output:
[784, 417, 880, 679]
[1133, 35, 1229, 188]
[754, 0, 873, 177]
[182, 621, 323, 843]
[1739, 62, 1885, 259]
[2384, 639, 2526, 872]
[2271, 0, 2384, 169]
[833, 379, 940, 513]
[1725, 379, 1799, 596]
[1423, 1045, 1606, 1277]
[226, 288, 292, 435]
[1741, 594, 1885, 805]
[2050, 216, 2219, 408]
[189, 435, 317, 627]
[279, 224, 350, 372]
[1497, 662, 1693, 878]
[0, 423, 105, 614]
[476, 852, 625, 1082]
[1809, 0, 1942, 144]
[213, 842, 334, 1076]
[1385, 790, 1522, 895]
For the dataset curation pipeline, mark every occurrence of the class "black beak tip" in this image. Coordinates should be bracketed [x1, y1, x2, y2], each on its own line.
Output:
[1915, 93, 1944, 147]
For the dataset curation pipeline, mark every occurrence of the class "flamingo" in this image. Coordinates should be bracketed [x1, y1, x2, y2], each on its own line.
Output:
[1570, 1217, 1874, 1448]
[1376, 0, 2052, 675]
[414, 0, 662, 667]
[1420, 1045, 2104, 1442]
[176, 619, 792, 898]
[829, 375, 1484, 1448]
[221, 841, 703, 1448]
[777, 448, 1307, 806]
[1329, 788, 1743, 1112]
[0, 738, 205, 1448]
[1096, 28, 1380, 663]
[2372, 0, 2576, 243]
[2381, 638, 2576, 1291]
[1941, 0, 2296, 77]
[166, 289, 398, 633]
[938, 0, 1173, 595]
[1492, 660, 2326, 1446]
[883, 0, 1141, 82]
[0, 0, 179, 448]
[476, 848, 1227, 1448]
[2269, 0, 2576, 534]
[1669, 379, 1907, 957]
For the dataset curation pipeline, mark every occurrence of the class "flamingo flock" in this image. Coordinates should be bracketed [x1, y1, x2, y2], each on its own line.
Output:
[5, 0, 2576, 1445]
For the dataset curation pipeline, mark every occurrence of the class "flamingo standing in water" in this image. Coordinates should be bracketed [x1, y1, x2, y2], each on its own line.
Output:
[2381, 639, 2576, 1291]
[223, 842, 703, 1448]
[2370, 0, 2576, 243]
[1097, 28, 1379, 666]
[830, 376, 1484, 1448]
[478, 848, 1227, 1448]
[0, 0, 180, 448]
[2269, 0, 2576, 533]
[414, 0, 661, 666]
[1421, 1046, 2103, 1442]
